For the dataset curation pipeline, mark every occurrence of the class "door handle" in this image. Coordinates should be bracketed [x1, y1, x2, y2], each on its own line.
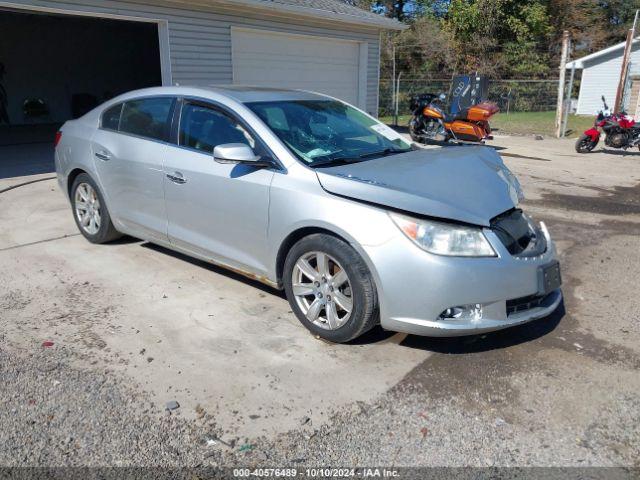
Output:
[95, 151, 111, 161]
[166, 172, 187, 184]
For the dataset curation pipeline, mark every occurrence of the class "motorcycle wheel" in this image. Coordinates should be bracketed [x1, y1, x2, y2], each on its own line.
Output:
[575, 134, 598, 153]
[409, 126, 424, 143]
[409, 121, 422, 143]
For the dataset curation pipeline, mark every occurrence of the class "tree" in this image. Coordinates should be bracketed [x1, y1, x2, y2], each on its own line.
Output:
[442, 0, 552, 77]
[365, 0, 640, 81]
[380, 15, 453, 78]
[355, 0, 448, 21]
[549, 0, 640, 57]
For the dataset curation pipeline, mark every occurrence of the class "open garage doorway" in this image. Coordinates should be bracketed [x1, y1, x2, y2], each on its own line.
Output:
[0, 7, 167, 178]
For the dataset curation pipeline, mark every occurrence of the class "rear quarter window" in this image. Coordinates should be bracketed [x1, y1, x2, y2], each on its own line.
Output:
[101, 104, 122, 131]
[119, 97, 174, 141]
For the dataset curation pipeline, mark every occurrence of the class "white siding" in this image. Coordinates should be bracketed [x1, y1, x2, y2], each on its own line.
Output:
[576, 43, 640, 115]
[1, 0, 383, 115]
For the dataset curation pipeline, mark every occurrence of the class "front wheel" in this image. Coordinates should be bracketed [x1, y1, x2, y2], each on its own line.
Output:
[283, 234, 378, 343]
[408, 118, 423, 143]
[575, 134, 598, 153]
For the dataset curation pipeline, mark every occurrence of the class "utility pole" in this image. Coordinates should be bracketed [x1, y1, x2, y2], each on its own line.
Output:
[392, 45, 396, 126]
[555, 31, 570, 138]
[614, 29, 634, 113]
[614, 10, 638, 113]
[394, 72, 403, 125]
[561, 64, 576, 137]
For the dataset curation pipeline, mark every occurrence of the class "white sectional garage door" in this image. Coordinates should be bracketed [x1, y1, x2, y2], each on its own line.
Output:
[231, 28, 363, 106]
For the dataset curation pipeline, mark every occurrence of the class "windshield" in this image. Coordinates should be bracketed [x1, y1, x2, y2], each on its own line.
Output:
[246, 100, 412, 166]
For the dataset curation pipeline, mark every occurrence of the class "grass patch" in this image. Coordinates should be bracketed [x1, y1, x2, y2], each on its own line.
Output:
[491, 111, 593, 137]
[380, 111, 594, 138]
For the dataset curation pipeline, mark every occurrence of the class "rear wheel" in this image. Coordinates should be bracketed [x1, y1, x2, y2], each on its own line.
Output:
[71, 173, 121, 244]
[575, 134, 598, 153]
[283, 234, 378, 343]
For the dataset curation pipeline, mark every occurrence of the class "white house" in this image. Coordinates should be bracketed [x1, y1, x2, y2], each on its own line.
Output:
[566, 39, 640, 116]
[0, 0, 404, 148]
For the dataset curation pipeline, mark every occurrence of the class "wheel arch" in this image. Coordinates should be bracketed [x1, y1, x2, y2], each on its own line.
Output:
[276, 227, 336, 287]
[274, 225, 381, 299]
[67, 168, 88, 197]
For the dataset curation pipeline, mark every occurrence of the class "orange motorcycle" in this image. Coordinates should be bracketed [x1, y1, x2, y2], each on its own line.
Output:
[409, 93, 499, 144]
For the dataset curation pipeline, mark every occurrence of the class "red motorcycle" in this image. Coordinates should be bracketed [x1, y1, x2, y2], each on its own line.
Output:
[576, 96, 640, 153]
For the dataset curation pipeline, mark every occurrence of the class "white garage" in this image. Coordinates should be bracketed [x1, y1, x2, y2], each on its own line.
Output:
[231, 28, 366, 108]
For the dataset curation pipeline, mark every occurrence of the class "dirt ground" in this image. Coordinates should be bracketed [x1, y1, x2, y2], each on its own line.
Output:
[0, 135, 639, 469]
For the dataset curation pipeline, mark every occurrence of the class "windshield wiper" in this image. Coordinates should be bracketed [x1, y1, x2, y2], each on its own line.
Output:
[358, 147, 410, 159]
[309, 156, 365, 168]
[309, 147, 410, 168]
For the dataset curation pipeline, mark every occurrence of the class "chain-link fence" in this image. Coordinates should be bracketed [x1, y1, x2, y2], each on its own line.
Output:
[379, 78, 561, 118]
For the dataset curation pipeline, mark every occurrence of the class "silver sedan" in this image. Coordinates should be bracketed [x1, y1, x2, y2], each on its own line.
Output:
[54, 86, 562, 342]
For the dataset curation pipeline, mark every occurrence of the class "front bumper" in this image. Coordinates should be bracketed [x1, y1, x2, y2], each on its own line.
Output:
[363, 222, 562, 337]
[382, 288, 562, 337]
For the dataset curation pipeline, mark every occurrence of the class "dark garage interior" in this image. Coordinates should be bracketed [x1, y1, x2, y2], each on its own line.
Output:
[0, 8, 163, 178]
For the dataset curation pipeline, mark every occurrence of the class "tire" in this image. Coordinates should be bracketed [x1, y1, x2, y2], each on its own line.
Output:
[408, 118, 423, 143]
[575, 134, 598, 153]
[283, 234, 378, 343]
[70, 173, 121, 244]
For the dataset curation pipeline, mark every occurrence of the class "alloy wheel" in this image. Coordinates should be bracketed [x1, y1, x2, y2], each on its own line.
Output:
[74, 182, 102, 235]
[291, 251, 353, 330]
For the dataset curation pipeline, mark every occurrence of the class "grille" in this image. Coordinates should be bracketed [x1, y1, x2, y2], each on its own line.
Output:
[491, 209, 546, 257]
[506, 293, 547, 316]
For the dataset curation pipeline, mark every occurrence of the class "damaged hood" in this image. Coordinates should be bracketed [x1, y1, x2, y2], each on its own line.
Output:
[315, 146, 522, 227]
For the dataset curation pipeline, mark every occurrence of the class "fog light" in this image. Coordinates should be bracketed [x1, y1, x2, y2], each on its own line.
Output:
[439, 304, 483, 322]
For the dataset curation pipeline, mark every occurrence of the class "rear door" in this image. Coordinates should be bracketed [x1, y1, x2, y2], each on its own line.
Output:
[162, 99, 274, 275]
[92, 96, 175, 242]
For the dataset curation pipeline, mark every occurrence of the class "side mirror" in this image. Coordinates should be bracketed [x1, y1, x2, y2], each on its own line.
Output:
[213, 143, 271, 166]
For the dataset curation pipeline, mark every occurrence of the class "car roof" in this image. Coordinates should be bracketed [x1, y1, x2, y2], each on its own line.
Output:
[111, 85, 331, 104]
[207, 85, 331, 103]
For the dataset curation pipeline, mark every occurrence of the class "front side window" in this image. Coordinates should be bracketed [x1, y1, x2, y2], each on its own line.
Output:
[119, 97, 174, 141]
[246, 100, 412, 166]
[101, 103, 122, 131]
[179, 103, 259, 154]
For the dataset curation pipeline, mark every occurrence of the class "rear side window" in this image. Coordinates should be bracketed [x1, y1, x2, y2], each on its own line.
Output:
[101, 104, 122, 131]
[119, 97, 174, 141]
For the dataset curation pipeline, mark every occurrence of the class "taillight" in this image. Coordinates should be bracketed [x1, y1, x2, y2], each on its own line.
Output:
[54, 131, 62, 148]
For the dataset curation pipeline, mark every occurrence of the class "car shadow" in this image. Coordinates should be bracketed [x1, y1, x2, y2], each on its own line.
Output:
[106, 235, 141, 245]
[140, 241, 285, 297]
[346, 325, 398, 344]
[398, 301, 565, 354]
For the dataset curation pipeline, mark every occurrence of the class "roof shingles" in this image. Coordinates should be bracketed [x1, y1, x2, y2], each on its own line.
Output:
[249, 0, 404, 29]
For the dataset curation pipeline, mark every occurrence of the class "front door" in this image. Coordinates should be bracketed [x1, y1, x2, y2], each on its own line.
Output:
[163, 100, 274, 275]
[92, 96, 175, 242]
